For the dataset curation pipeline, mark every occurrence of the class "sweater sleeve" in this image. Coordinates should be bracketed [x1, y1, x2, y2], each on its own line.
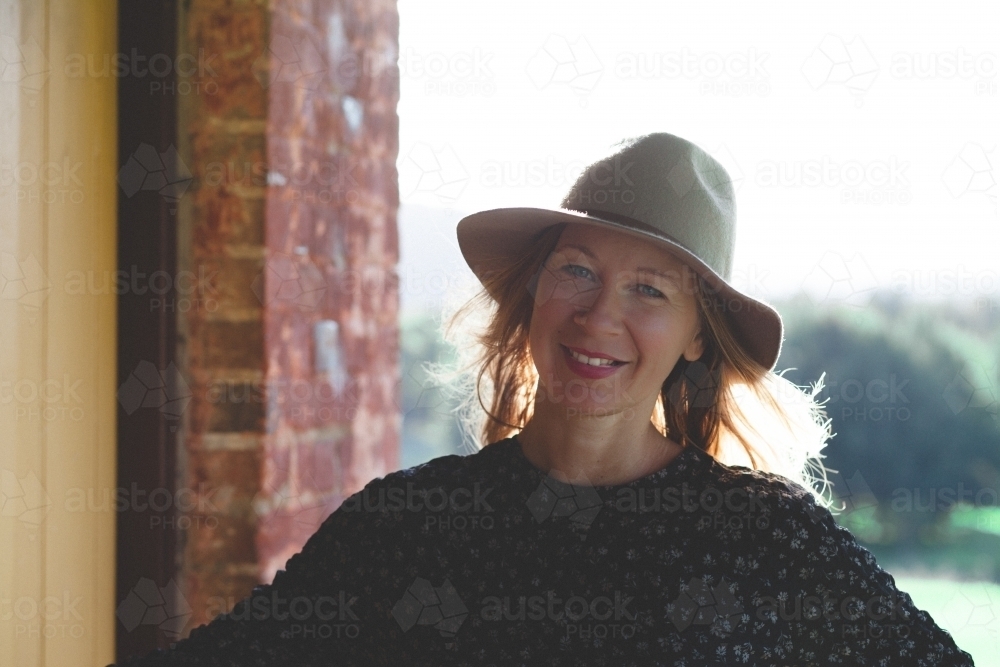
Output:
[759, 482, 976, 667]
[108, 472, 410, 667]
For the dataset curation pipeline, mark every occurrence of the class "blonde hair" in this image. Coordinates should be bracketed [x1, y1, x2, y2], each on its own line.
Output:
[430, 223, 835, 506]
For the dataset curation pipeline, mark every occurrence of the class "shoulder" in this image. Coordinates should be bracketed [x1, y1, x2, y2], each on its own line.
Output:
[358, 439, 509, 492]
[699, 453, 883, 568]
[332, 439, 513, 520]
[275, 448, 499, 583]
[696, 449, 818, 500]
[691, 450, 835, 526]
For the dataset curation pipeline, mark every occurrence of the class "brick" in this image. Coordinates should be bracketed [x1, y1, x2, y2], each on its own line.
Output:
[191, 192, 265, 253]
[177, 0, 400, 641]
[185, 7, 269, 120]
[186, 449, 261, 508]
[200, 433, 263, 452]
[197, 256, 264, 312]
[203, 321, 264, 368]
[206, 387, 266, 432]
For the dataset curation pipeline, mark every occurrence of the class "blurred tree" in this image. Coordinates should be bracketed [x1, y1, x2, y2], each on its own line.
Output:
[775, 292, 1000, 564]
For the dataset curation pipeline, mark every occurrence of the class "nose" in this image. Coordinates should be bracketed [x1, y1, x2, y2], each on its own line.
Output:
[573, 281, 625, 335]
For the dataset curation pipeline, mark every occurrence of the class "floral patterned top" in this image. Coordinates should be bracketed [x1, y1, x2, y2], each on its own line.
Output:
[113, 436, 975, 666]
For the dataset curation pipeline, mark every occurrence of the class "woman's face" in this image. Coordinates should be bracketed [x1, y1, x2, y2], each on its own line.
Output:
[528, 223, 705, 419]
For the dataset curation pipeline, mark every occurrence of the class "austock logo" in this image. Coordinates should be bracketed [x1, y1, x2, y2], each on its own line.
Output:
[393, 358, 458, 424]
[0, 156, 86, 205]
[525, 470, 603, 540]
[207, 375, 360, 425]
[1, 591, 86, 639]
[253, 33, 326, 92]
[941, 142, 998, 215]
[1, 372, 86, 424]
[251, 251, 326, 311]
[62, 48, 219, 97]
[938, 581, 1000, 650]
[0, 252, 51, 319]
[63, 482, 222, 530]
[665, 148, 738, 201]
[800, 470, 877, 529]
[526, 34, 603, 105]
[801, 250, 879, 307]
[697, 144, 744, 194]
[402, 47, 496, 97]
[398, 142, 469, 204]
[890, 48, 998, 98]
[817, 374, 912, 423]
[252, 27, 383, 101]
[755, 154, 912, 206]
[339, 481, 495, 531]
[801, 34, 879, 106]
[0, 468, 51, 525]
[252, 447, 334, 533]
[481, 588, 639, 642]
[0, 35, 50, 99]
[634, 483, 773, 534]
[116, 360, 192, 431]
[665, 359, 719, 409]
[211, 588, 361, 640]
[943, 363, 999, 423]
[614, 48, 770, 98]
[392, 577, 468, 647]
[116, 577, 191, 639]
[756, 589, 913, 641]
[667, 576, 744, 637]
[826, 470, 878, 514]
[117, 143, 193, 210]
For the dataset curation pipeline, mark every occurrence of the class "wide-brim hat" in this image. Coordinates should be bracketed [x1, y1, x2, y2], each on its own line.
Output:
[455, 132, 783, 371]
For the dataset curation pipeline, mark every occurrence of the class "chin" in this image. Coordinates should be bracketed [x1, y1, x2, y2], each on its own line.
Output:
[562, 399, 632, 415]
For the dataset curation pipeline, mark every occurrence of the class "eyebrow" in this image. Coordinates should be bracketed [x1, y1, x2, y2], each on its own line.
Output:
[555, 243, 684, 285]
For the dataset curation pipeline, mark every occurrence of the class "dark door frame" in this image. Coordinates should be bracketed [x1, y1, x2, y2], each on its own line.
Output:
[116, 0, 179, 661]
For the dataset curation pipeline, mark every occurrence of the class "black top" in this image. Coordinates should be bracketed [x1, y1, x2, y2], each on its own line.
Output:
[113, 436, 975, 666]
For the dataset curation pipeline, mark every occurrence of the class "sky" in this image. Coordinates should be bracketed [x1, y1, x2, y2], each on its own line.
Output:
[393, 0, 999, 316]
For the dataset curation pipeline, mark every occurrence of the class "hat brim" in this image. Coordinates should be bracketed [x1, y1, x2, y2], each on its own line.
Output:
[456, 207, 783, 371]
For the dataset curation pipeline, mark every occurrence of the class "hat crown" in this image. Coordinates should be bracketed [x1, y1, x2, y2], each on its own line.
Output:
[560, 133, 736, 281]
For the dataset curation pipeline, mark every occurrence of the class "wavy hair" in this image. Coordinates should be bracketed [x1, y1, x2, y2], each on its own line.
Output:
[429, 222, 835, 506]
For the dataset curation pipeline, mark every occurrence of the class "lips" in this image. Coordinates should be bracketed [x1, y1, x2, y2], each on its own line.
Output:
[562, 345, 626, 364]
[560, 345, 626, 379]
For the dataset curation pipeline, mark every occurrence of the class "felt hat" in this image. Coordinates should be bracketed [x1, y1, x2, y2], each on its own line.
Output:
[455, 132, 783, 370]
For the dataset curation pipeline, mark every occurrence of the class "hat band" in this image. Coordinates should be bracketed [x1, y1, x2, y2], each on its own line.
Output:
[577, 208, 695, 259]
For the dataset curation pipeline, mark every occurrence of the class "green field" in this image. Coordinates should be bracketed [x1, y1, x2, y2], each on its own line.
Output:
[892, 575, 1000, 666]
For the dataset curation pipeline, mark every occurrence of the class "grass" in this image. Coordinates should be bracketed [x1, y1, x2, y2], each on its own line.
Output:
[892, 574, 1000, 666]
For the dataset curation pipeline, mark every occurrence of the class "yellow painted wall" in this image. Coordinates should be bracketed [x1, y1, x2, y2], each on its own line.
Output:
[0, 1, 117, 666]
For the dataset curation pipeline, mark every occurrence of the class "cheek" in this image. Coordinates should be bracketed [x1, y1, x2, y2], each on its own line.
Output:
[631, 314, 691, 362]
[529, 303, 573, 369]
[532, 294, 571, 331]
[527, 307, 554, 362]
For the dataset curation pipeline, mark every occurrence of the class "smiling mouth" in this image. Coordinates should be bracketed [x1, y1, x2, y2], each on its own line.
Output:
[561, 345, 627, 367]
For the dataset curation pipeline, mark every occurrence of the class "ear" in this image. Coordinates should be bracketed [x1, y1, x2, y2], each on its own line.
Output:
[683, 328, 704, 362]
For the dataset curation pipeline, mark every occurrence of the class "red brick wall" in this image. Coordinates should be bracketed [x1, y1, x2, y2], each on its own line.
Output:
[177, 0, 400, 633]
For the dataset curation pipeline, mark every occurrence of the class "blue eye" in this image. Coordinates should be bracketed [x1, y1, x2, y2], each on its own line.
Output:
[637, 284, 665, 299]
[563, 264, 594, 280]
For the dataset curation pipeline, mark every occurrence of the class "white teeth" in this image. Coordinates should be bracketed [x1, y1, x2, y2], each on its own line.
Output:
[568, 348, 618, 366]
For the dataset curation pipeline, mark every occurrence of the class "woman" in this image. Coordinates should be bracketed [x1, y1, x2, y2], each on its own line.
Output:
[113, 134, 975, 666]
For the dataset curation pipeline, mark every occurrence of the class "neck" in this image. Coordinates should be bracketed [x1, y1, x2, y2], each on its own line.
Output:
[516, 400, 682, 486]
